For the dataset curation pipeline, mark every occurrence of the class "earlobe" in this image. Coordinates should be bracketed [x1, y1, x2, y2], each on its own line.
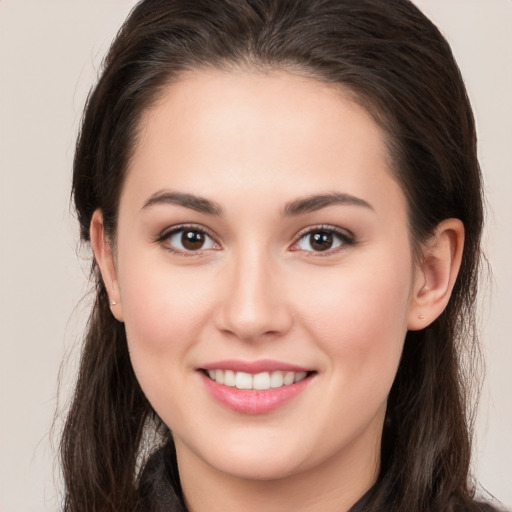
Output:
[407, 218, 464, 331]
[90, 209, 124, 322]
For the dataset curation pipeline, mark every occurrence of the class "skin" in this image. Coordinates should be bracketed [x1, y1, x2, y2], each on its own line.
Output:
[91, 69, 464, 512]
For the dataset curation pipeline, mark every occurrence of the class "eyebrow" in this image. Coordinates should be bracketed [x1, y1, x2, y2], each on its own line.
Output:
[141, 190, 373, 217]
[142, 191, 223, 215]
[282, 192, 373, 217]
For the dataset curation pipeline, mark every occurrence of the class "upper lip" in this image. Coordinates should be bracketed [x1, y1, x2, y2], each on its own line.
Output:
[199, 359, 312, 374]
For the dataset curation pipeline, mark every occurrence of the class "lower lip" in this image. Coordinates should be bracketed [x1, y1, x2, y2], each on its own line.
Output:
[200, 372, 313, 415]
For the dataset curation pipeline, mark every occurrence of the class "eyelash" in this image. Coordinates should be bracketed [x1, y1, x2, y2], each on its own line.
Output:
[156, 224, 355, 257]
[156, 224, 220, 257]
[291, 225, 356, 256]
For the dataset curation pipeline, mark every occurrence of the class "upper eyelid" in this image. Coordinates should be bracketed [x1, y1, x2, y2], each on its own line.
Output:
[293, 224, 355, 241]
[158, 223, 218, 241]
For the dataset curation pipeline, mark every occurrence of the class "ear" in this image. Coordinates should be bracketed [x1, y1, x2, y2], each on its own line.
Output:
[407, 218, 464, 331]
[90, 209, 124, 322]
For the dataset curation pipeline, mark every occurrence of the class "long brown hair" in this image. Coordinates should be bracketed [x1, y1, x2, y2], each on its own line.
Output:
[62, 1, 498, 510]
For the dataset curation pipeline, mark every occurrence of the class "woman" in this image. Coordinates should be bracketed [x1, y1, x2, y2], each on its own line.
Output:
[61, 0, 503, 510]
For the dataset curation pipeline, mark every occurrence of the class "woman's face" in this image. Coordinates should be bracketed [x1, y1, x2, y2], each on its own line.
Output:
[109, 70, 422, 483]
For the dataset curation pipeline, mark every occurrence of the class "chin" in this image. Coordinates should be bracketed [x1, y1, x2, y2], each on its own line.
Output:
[176, 428, 312, 482]
[209, 451, 307, 482]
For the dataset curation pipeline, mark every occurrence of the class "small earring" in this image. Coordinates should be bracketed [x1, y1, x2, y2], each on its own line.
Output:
[418, 314, 425, 320]
[110, 300, 117, 306]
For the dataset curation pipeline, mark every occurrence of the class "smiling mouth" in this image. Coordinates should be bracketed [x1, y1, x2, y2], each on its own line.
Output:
[202, 369, 314, 390]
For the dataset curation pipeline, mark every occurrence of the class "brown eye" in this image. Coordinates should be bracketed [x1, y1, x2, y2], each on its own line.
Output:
[166, 228, 217, 253]
[181, 230, 206, 250]
[310, 232, 334, 251]
[295, 228, 351, 253]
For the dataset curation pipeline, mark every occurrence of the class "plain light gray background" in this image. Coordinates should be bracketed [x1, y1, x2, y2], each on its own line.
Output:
[0, 1, 510, 510]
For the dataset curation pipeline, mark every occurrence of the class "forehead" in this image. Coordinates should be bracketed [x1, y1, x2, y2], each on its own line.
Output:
[123, 69, 404, 218]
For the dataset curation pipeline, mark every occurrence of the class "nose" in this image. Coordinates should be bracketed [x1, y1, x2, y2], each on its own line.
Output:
[214, 247, 293, 342]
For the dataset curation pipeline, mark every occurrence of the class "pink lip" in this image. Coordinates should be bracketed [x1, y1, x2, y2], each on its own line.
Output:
[199, 371, 314, 415]
[200, 359, 310, 374]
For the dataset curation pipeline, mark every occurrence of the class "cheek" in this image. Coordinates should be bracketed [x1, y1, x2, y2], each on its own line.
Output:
[294, 251, 413, 381]
[118, 259, 218, 415]
[118, 254, 215, 369]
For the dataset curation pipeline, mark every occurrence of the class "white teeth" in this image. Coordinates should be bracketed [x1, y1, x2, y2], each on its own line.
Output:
[224, 369, 236, 387]
[253, 372, 271, 390]
[235, 371, 253, 389]
[270, 371, 284, 388]
[207, 369, 309, 390]
[294, 371, 307, 383]
[283, 371, 295, 385]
